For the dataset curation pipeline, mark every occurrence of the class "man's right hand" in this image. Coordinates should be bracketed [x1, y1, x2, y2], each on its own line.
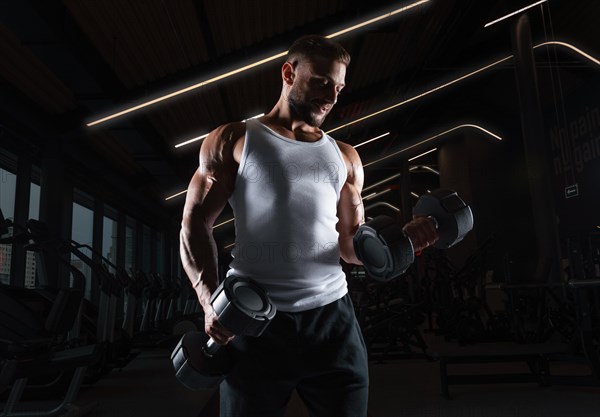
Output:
[203, 304, 235, 346]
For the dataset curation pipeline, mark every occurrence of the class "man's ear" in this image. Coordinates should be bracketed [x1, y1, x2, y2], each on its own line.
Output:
[282, 61, 295, 86]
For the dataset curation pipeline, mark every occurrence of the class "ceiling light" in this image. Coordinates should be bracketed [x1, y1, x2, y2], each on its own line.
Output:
[363, 124, 502, 168]
[243, 113, 265, 122]
[411, 192, 420, 198]
[410, 165, 440, 175]
[408, 148, 437, 161]
[175, 113, 265, 148]
[326, 0, 429, 38]
[165, 189, 188, 200]
[86, 0, 430, 127]
[534, 41, 600, 66]
[353, 132, 390, 149]
[362, 188, 392, 201]
[484, 0, 548, 28]
[213, 218, 234, 229]
[174, 133, 209, 149]
[364, 202, 400, 212]
[362, 173, 402, 193]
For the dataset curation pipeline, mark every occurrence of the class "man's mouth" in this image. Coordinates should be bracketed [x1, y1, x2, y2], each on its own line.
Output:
[313, 101, 331, 114]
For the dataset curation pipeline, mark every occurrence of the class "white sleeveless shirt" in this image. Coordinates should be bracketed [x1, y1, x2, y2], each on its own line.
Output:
[226, 119, 348, 312]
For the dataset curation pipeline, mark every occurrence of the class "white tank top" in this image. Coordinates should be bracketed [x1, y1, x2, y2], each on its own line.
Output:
[227, 119, 348, 312]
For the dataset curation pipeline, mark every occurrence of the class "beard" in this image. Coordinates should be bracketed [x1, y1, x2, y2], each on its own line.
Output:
[287, 86, 327, 128]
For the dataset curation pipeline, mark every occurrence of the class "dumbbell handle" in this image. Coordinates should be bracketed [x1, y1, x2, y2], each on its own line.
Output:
[202, 338, 220, 357]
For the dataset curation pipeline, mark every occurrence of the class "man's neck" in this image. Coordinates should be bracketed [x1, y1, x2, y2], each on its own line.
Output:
[260, 104, 322, 142]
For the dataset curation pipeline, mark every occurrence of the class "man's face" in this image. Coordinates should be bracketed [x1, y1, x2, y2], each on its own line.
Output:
[287, 56, 346, 128]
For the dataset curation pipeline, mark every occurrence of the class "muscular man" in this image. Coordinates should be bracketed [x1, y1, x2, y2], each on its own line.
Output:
[180, 35, 438, 417]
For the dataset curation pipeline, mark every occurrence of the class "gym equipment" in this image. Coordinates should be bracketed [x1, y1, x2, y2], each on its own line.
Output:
[171, 275, 275, 390]
[1, 344, 102, 417]
[353, 189, 473, 282]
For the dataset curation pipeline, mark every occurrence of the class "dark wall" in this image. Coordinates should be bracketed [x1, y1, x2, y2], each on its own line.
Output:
[439, 128, 537, 281]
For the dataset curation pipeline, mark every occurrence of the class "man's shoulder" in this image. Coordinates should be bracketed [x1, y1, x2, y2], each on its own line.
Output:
[334, 139, 360, 162]
[211, 121, 247, 143]
[333, 139, 363, 186]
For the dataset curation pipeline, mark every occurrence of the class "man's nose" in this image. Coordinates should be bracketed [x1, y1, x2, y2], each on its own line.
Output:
[324, 85, 338, 104]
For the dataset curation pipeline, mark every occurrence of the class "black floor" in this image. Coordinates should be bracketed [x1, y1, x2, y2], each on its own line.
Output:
[3, 337, 600, 417]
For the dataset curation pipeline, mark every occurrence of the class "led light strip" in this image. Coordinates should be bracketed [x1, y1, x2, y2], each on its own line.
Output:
[168, 40, 600, 201]
[86, 1, 430, 127]
[353, 132, 391, 148]
[364, 202, 400, 212]
[175, 133, 209, 149]
[484, 0, 548, 28]
[360, 165, 436, 195]
[534, 41, 600, 66]
[326, 0, 429, 38]
[164, 189, 188, 201]
[408, 147, 437, 161]
[362, 188, 392, 201]
[363, 124, 502, 168]
[410, 165, 440, 175]
[212, 218, 234, 229]
[175, 113, 264, 148]
[362, 173, 402, 193]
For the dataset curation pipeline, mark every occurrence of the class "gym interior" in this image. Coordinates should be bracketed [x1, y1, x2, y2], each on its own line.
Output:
[1, 1, 600, 416]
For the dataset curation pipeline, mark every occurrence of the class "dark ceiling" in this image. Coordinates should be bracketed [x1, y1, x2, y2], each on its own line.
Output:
[1, 0, 599, 246]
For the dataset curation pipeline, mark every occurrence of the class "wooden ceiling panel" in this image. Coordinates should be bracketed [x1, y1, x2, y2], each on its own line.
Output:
[0, 24, 76, 114]
[64, 0, 210, 89]
[144, 85, 228, 147]
[203, 0, 344, 56]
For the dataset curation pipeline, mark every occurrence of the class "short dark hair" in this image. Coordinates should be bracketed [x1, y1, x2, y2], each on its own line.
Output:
[286, 35, 351, 67]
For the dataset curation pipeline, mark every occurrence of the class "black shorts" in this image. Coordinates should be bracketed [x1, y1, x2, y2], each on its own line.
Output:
[220, 294, 369, 417]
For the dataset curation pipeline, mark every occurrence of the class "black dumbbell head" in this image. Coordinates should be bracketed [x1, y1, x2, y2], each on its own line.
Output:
[171, 331, 233, 390]
[211, 275, 276, 337]
[353, 216, 415, 282]
[412, 189, 473, 249]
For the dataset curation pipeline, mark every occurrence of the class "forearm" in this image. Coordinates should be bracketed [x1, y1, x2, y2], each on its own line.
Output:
[339, 235, 362, 265]
[340, 241, 362, 265]
[180, 220, 219, 310]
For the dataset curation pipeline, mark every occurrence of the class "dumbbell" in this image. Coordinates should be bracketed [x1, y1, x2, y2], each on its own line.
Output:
[353, 189, 473, 282]
[171, 275, 276, 390]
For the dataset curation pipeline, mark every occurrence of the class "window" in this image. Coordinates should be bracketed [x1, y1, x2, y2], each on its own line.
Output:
[142, 225, 151, 273]
[71, 202, 94, 299]
[102, 205, 118, 274]
[157, 232, 165, 276]
[28, 182, 40, 220]
[0, 167, 17, 285]
[125, 218, 136, 274]
[24, 181, 41, 288]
